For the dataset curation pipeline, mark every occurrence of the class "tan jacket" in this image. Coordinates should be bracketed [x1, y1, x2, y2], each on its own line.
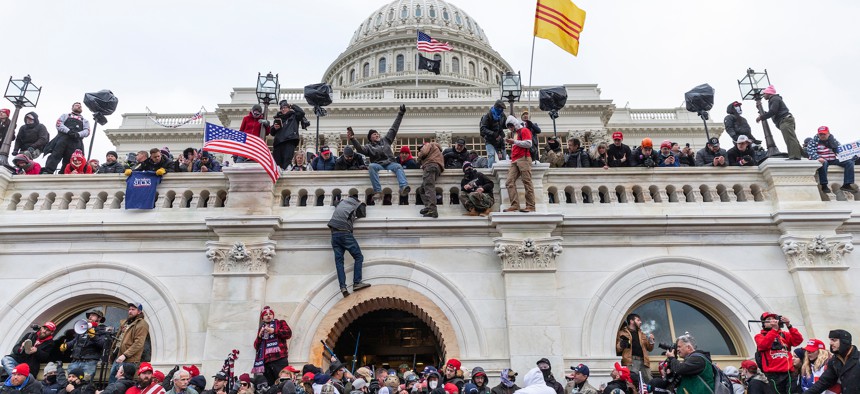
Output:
[417, 142, 444, 172]
[615, 325, 654, 366]
[113, 314, 149, 363]
[564, 380, 599, 394]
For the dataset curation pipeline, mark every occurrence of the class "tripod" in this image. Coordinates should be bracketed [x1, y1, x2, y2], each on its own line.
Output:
[96, 329, 119, 389]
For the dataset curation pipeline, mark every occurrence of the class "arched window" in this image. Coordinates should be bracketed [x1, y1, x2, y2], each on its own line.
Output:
[378, 58, 387, 74]
[452, 57, 460, 73]
[388, 8, 395, 21]
[442, 9, 450, 21]
[483, 67, 489, 81]
[50, 299, 152, 364]
[396, 54, 405, 72]
[468, 61, 476, 77]
[455, 12, 463, 26]
[415, 5, 422, 17]
[375, 13, 383, 27]
[401, 6, 409, 19]
[362, 62, 370, 78]
[466, 18, 474, 32]
[339, 76, 343, 86]
[349, 69, 356, 82]
[429, 6, 436, 18]
[627, 297, 738, 356]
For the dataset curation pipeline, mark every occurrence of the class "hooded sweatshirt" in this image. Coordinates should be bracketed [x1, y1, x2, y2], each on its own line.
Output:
[513, 368, 555, 394]
[14, 112, 50, 154]
[63, 150, 93, 174]
[240, 109, 269, 137]
[12, 154, 41, 175]
[723, 103, 754, 142]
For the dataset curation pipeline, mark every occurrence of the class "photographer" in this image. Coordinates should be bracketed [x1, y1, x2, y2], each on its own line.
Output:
[631, 138, 659, 168]
[63, 310, 108, 380]
[615, 314, 654, 383]
[272, 100, 309, 171]
[665, 334, 715, 394]
[727, 135, 757, 167]
[755, 312, 803, 394]
[695, 138, 727, 167]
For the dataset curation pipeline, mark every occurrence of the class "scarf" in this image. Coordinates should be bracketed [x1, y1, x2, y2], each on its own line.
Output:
[252, 321, 279, 374]
[490, 107, 503, 121]
[500, 369, 514, 388]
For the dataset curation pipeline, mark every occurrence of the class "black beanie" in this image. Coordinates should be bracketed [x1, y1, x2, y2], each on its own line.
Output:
[107, 151, 118, 158]
[368, 129, 379, 139]
[121, 363, 136, 379]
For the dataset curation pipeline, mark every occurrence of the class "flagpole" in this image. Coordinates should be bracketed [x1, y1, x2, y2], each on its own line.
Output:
[526, 35, 536, 114]
[415, 25, 420, 87]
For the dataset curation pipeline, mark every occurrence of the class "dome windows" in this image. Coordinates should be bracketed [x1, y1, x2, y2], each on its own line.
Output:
[429, 6, 436, 18]
[466, 17, 474, 32]
[442, 8, 449, 21]
[415, 5, 422, 17]
[468, 61, 476, 77]
[379, 57, 387, 74]
[452, 57, 460, 74]
[349, 69, 356, 83]
[483, 67, 489, 81]
[401, 6, 409, 19]
[375, 13, 383, 27]
[388, 8, 395, 21]
[363, 62, 371, 78]
[455, 12, 462, 26]
[396, 54, 405, 72]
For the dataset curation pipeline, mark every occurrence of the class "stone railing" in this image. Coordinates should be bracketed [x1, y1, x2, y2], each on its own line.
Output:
[117, 112, 221, 129]
[0, 160, 844, 217]
[610, 108, 705, 124]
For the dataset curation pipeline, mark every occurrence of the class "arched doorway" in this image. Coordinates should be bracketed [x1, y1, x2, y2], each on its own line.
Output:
[331, 308, 444, 371]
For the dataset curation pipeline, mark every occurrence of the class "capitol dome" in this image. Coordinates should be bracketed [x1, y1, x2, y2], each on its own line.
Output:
[323, 0, 513, 88]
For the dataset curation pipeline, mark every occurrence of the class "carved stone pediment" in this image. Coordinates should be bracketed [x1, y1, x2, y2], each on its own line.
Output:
[435, 131, 453, 148]
[206, 241, 276, 276]
[780, 235, 853, 272]
[493, 237, 563, 272]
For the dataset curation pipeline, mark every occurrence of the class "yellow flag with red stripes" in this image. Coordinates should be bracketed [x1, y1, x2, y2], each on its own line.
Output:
[534, 0, 587, 57]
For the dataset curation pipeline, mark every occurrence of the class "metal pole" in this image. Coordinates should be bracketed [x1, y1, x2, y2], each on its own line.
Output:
[260, 102, 269, 140]
[86, 121, 99, 163]
[0, 104, 22, 167]
[315, 113, 321, 154]
[552, 115, 558, 138]
[526, 35, 537, 114]
[701, 117, 710, 141]
[755, 95, 785, 157]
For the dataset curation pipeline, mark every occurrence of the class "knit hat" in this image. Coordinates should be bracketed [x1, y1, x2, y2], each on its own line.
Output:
[456, 138, 466, 145]
[12, 364, 29, 376]
[805, 339, 826, 352]
[740, 360, 758, 372]
[446, 359, 461, 370]
[190, 375, 207, 389]
[69, 367, 85, 380]
[121, 363, 137, 379]
[44, 362, 58, 375]
[763, 85, 777, 95]
[153, 371, 165, 383]
[444, 384, 459, 394]
[368, 129, 379, 139]
[138, 363, 154, 375]
[352, 379, 367, 390]
[829, 329, 852, 345]
[612, 132, 623, 140]
[344, 146, 355, 157]
[400, 146, 412, 154]
[279, 100, 289, 108]
[818, 126, 830, 135]
[463, 383, 478, 394]
[183, 365, 200, 377]
[462, 161, 473, 170]
[260, 306, 274, 319]
[239, 373, 252, 384]
[107, 151, 119, 159]
[660, 140, 672, 150]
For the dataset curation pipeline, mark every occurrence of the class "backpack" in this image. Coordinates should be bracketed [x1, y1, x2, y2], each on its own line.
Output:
[690, 354, 732, 394]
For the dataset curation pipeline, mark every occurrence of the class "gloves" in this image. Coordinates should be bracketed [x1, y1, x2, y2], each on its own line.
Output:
[60, 342, 68, 352]
[398, 104, 406, 115]
[124, 169, 132, 176]
[260, 120, 270, 128]
[87, 328, 96, 338]
[620, 336, 630, 349]
[68, 131, 80, 139]
[155, 168, 166, 176]
[301, 118, 311, 130]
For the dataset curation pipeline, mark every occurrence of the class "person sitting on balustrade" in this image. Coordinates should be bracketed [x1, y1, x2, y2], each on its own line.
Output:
[347, 105, 411, 203]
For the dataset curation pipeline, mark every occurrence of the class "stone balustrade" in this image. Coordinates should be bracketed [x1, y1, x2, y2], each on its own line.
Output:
[0, 160, 848, 217]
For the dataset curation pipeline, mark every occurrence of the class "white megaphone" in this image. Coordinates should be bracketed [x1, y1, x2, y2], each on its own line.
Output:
[73, 319, 90, 335]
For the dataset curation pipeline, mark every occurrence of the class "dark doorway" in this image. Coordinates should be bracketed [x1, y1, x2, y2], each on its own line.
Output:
[332, 309, 444, 372]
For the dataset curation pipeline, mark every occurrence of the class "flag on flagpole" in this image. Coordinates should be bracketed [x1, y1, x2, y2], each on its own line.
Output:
[418, 54, 441, 74]
[534, 0, 586, 56]
[417, 30, 453, 52]
[203, 122, 280, 183]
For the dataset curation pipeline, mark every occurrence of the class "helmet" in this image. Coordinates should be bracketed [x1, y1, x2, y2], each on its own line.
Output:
[641, 138, 653, 148]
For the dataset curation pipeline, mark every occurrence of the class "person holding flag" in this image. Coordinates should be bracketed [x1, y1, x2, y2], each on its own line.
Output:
[203, 122, 280, 183]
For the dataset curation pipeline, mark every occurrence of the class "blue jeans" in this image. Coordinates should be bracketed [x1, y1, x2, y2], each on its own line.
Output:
[1, 356, 18, 377]
[69, 360, 98, 380]
[331, 232, 363, 289]
[485, 143, 508, 168]
[819, 159, 855, 185]
[368, 162, 407, 193]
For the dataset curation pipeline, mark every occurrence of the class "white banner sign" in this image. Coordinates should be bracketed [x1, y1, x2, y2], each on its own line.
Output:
[837, 139, 860, 162]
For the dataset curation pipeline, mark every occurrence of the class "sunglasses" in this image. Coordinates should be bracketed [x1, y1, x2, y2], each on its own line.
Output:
[241, 383, 250, 387]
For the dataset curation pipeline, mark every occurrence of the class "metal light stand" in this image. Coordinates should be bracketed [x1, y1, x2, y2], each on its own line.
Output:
[548, 109, 559, 137]
[314, 106, 327, 154]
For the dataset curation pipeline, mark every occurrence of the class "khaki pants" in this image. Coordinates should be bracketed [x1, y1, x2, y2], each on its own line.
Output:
[421, 164, 441, 210]
[777, 116, 802, 159]
[629, 357, 652, 385]
[506, 156, 535, 209]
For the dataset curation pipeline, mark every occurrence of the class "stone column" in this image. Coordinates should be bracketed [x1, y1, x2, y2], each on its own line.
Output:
[491, 214, 564, 378]
[492, 162, 550, 212]
[201, 164, 282, 374]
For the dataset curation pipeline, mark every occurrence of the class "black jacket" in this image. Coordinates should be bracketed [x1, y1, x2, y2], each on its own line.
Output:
[489, 383, 519, 394]
[335, 154, 368, 170]
[272, 105, 307, 145]
[100, 379, 134, 394]
[724, 104, 754, 142]
[479, 111, 506, 149]
[461, 171, 494, 194]
[98, 161, 128, 174]
[13, 113, 50, 154]
[443, 147, 470, 169]
[7, 332, 54, 376]
[607, 144, 632, 167]
[564, 148, 591, 168]
[69, 324, 108, 361]
[1, 375, 44, 394]
[631, 148, 659, 167]
[524, 120, 542, 160]
[695, 147, 728, 167]
[760, 94, 792, 128]
[601, 380, 631, 394]
[805, 346, 860, 394]
[727, 145, 757, 166]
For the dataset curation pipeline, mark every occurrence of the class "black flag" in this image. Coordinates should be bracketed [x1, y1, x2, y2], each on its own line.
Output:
[418, 54, 441, 75]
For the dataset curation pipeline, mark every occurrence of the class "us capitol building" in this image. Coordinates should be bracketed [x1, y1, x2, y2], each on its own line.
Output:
[1, 0, 856, 384]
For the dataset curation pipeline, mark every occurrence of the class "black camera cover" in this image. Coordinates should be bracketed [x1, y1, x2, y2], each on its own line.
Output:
[539, 86, 567, 111]
[304, 83, 333, 107]
[684, 84, 714, 113]
[83, 90, 118, 116]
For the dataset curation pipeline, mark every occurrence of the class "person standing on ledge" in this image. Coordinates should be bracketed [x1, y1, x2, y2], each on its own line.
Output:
[327, 195, 371, 297]
[756, 85, 802, 160]
[503, 115, 535, 213]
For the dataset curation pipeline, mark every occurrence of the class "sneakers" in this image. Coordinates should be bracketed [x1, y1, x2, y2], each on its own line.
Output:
[503, 207, 520, 212]
[422, 210, 438, 218]
[371, 192, 382, 204]
[353, 282, 371, 292]
[21, 339, 33, 354]
[821, 185, 832, 193]
[340, 287, 350, 297]
[840, 184, 857, 192]
[419, 207, 430, 215]
[400, 185, 411, 196]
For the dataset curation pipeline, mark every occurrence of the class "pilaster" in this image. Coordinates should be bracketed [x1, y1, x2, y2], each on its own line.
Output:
[492, 162, 550, 212]
[222, 164, 276, 215]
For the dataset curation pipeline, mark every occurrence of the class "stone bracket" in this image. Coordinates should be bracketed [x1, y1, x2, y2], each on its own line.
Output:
[780, 234, 853, 273]
[493, 236, 563, 273]
[206, 240, 276, 277]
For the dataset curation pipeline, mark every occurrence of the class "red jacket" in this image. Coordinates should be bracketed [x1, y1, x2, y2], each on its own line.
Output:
[253, 319, 292, 362]
[755, 327, 803, 373]
[510, 127, 532, 162]
[240, 112, 270, 137]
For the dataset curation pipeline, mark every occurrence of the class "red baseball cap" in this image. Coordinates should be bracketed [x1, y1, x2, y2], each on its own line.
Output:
[761, 312, 778, 321]
[139, 362, 154, 375]
[444, 384, 459, 394]
[804, 339, 826, 352]
[183, 365, 200, 377]
[613, 362, 631, 383]
[302, 372, 315, 383]
[740, 360, 758, 371]
[282, 365, 300, 373]
[612, 132, 623, 140]
[446, 359, 461, 370]
[43, 322, 57, 332]
[818, 126, 830, 135]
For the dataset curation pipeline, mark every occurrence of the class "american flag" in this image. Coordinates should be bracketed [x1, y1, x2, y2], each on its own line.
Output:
[203, 122, 279, 182]
[638, 371, 647, 394]
[417, 31, 453, 52]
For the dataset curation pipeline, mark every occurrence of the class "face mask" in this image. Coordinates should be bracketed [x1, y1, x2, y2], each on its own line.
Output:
[46, 375, 57, 384]
[429, 381, 438, 389]
[734, 106, 742, 115]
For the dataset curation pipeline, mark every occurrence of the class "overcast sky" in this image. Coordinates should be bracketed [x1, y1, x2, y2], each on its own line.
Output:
[4, 0, 859, 161]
